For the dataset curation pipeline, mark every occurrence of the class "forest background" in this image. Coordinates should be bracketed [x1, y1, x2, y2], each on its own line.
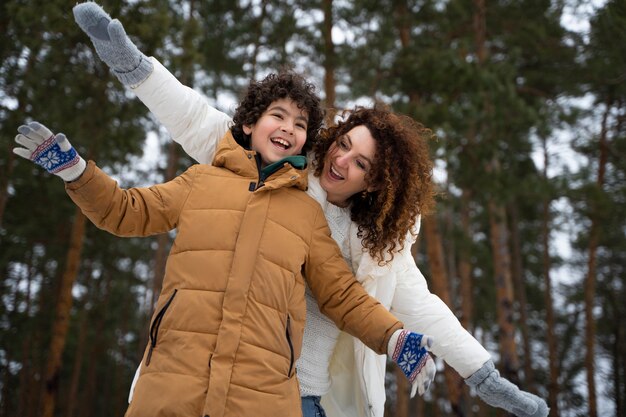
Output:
[0, 1, 624, 417]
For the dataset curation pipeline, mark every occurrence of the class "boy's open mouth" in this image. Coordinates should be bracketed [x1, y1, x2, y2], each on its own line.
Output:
[271, 137, 291, 150]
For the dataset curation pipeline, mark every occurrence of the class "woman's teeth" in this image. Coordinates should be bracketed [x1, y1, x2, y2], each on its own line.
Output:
[330, 165, 344, 179]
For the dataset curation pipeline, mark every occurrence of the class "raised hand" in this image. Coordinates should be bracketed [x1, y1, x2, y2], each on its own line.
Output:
[13, 122, 86, 182]
[465, 360, 549, 417]
[388, 329, 437, 397]
[73, 2, 153, 86]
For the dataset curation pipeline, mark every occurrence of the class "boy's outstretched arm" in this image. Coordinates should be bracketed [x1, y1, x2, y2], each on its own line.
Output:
[73, 2, 230, 165]
[15, 121, 191, 237]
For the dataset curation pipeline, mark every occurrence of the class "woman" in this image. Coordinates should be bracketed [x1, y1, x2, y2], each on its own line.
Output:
[73, 3, 548, 417]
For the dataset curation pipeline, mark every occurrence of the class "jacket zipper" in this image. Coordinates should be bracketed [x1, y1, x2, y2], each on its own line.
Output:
[249, 154, 265, 191]
[286, 315, 295, 377]
[146, 289, 178, 366]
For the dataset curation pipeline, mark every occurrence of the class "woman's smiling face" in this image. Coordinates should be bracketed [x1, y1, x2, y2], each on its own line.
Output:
[319, 124, 377, 207]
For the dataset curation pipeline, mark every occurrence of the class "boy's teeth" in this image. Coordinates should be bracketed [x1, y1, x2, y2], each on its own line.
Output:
[272, 138, 290, 148]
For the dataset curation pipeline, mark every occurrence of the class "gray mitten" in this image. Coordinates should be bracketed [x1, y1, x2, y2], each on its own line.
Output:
[73, 2, 153, 86]
[465, 360, 549, 417]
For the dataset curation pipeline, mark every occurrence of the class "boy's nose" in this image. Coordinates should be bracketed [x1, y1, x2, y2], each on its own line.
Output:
[281, 123, 294, 135]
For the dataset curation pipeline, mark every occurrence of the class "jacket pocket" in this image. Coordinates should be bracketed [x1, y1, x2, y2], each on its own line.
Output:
[146, 289, 178, 366]
[286, 315, 295, 377]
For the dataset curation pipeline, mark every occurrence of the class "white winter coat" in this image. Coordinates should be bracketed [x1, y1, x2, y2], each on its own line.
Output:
[131, 57, 492, 417]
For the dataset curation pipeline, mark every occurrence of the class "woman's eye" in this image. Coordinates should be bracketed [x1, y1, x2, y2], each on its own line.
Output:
[356, 160, 366, 170]
[338, 139, 348, 149]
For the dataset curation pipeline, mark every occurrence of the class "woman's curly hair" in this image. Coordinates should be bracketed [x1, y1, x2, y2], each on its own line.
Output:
[311, 105, 436, 265]
[231, 71, 324, 154]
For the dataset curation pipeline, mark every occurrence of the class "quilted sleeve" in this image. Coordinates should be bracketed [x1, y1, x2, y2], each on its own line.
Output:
[304, 209, 402, 354]
[65, 161, 195, 237]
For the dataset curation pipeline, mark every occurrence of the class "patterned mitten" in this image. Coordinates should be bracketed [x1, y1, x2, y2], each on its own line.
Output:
[13, 122, 86, 182]
[465, 360, 549, 417]
[73, 2, 153, 86]
[388, 329, 437, 397]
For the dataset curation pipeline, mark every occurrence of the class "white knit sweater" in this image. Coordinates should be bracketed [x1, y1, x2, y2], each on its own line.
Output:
[297, 175, 352, 396]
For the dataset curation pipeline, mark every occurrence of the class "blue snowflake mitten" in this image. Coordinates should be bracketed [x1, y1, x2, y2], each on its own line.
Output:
[14, 121, 86, 182]
[388, 329, 437, 397]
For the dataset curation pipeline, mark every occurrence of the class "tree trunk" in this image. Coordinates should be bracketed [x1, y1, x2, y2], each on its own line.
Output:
[608, 289, 623, 417]
[0, 149, 15, 229]
[2, 251, 32, 416]
[249, 0, 268, 79]
[540, 137, 559, 416]
[26, 271, 54, 417]
[114, 295, 133, 416]
[322, 0, 336, 124]
[395, 366, 409, 417]
[614, 339, 624, 417]
[423, 215, 466, 416]
[473, 0, 487, 64]
[487, 199, 520, 381]
[40, 208, 87, 417]
[78, 272, 113, 417]
[508, 203, 534, 384]
[393, 1, 420, 107]
[66, 310, 88, 417]
[584, 219, 598, 417]
[584, 100, 610, 417]
[16, 251, 35, 417]
[458, 190, 473, 331]
[472, 0, 519, 383]
[458, 168, 475, 417]
[0, 49, 38, 228]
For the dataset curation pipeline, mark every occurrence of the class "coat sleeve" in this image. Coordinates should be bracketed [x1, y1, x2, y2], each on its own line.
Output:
[132, 57, 232, 165]
[304, 209, 403, 355]
[65, 161, 195, 237]
[389, 245, 492, 378]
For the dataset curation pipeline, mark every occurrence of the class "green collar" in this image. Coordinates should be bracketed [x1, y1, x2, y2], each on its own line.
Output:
[260, 155, 307, 180]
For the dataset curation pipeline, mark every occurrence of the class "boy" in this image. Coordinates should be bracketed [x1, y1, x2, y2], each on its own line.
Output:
[14, 70, 433, 417]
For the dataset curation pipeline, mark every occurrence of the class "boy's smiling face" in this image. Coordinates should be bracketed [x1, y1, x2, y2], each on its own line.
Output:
[243, 98, 309, 167]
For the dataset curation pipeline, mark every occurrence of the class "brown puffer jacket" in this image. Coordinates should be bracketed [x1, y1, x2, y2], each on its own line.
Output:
[65, 132, 402, 417]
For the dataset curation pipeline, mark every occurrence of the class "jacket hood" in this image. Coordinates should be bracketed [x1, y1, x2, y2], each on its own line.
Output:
[213, 131, 309, 191]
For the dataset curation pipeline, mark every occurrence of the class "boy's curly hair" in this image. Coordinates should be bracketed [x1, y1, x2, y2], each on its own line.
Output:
[311, 105, 436, 264]
[231, 71, 324, 154]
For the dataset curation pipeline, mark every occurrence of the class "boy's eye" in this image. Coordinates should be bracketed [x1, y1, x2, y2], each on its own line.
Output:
[272, 113, 283, 119]
[296, 123, 307, 130]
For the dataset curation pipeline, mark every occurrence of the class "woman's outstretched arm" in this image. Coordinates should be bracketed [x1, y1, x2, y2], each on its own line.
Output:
[390, 247, 548, 417]
[73, 2, 231, 165]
